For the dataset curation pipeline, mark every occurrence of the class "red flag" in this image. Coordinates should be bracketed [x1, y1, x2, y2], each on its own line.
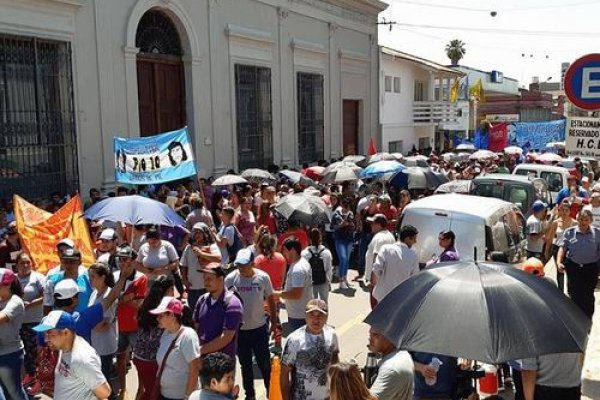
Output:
[368, 137, 377, 155]
[488, 123, 508, 152]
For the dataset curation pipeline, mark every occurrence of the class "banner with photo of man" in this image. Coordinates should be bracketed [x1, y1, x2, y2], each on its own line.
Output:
[114, 127, 197, 184]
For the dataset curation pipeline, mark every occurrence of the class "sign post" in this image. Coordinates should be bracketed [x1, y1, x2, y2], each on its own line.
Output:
[565, 117, 600, 157]
[564, 54, 600, 111]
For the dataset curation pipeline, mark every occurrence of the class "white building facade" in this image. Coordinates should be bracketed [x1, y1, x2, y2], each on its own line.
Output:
[379, 47, 465, 154]
[0, 0, 386, 199]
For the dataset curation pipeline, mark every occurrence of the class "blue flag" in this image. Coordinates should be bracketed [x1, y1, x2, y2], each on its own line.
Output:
[114, 127, 197, 184]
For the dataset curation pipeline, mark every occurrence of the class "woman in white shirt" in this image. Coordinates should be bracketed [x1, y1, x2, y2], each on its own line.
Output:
[301, 228, 333, 302]
[88, 263, 119, 400]
[151, 296, 201, 400]
[136, 226, 180, 279]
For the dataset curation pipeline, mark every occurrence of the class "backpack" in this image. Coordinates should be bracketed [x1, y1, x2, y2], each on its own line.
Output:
[225, 224, 244, 263]
[308, 247, 327, 285]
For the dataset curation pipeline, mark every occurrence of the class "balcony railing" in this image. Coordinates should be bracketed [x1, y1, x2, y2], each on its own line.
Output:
[413, 101, 460, 126]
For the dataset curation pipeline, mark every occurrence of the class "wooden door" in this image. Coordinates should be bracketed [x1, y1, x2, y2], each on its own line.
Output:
[343, 100, 359, 155]
[137, 57, 186, 137]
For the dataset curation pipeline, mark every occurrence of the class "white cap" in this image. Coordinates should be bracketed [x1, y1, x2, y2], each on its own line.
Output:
[57, 238, 75, 249]
[99, 228, 116, 241]
[54, 279, 83, 300]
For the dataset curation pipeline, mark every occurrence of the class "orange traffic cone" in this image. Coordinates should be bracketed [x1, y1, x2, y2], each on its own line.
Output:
[269, 356, 283, 400]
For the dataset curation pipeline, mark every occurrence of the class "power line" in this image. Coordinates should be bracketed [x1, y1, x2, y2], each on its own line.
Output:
[390, 21, 600, 37]
[391, 0, 600, 13]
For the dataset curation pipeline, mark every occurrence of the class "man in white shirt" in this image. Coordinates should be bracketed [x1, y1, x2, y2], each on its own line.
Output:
[372, 225, 419, 306]
[366, 214, 397, 309]
[584, 191, 600, 229]
[526, 201, 547, 260]
[33, 310, 111, 400]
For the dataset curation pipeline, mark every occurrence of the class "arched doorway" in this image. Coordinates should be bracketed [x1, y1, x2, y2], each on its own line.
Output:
[135, 10, 186, 136]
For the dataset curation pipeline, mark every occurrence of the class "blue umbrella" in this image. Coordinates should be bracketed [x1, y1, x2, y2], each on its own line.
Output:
[359, 160, 405, 179]
[84, 195, 185, 227]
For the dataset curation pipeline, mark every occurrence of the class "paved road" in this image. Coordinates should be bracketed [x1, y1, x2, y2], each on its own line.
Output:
[41, 268, 600, 400]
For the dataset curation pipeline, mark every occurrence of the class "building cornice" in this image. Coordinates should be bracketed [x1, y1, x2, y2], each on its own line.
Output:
[292, 0, 381, 25]
[46, 0, 83, 8]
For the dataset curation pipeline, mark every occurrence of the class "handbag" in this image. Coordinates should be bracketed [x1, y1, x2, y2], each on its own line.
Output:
[148, 328, 184, 400]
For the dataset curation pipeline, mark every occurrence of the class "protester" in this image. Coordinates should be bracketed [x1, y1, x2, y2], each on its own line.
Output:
[186, 196, 215, 230]
[189, 352, 238, 400]
[211, 207, 242, 264]
[96, 228, 119, 269]
[276, 238, 313, 331]
[33, 310, 111, 399]
[0, 267, 27, 399]
[584, 191, 600, 228]
[135, 226, 180, 279]
[180, 222, 221, 309]
[544, 200, 577, 292]
[556, 208, 600, 319]
[328, 362, 377, 400]
[254, 234, 287, 291]
[368, 327, 414, 400]
[301, 228, 333, 302]
[151, 296, 201, 400]
[193, 263, 243, 360]
[281, 299, 340, 400]
[225, 248, 278, 399]
[113, 246, 147, 400]
[426, 230, 459, 267]
[371, 225, 419, 306]
[44, 248, 94, 314]
[331, 198, 355, 289]
[15, 252, 45, 389]
[132, 275, 173, 400]
[0, 221, 22, 270]
[234, 196, 257, 245]
[88, 263, 119, 400]
[526, 201, 548, 260]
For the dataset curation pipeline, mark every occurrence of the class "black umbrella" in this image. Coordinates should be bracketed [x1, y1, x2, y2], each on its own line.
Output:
[274, 193, 331, 226]
[364, 261, 591, 364]
[390, 167, 448, 190]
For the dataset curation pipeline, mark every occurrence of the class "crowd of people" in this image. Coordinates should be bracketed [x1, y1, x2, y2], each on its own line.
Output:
[0, 149, 597, 400]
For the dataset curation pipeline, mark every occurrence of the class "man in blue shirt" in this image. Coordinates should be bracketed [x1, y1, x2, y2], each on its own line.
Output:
[412, 352, 459, 400]
[555, 174, 588, 206]
[44, 248, 94, 314]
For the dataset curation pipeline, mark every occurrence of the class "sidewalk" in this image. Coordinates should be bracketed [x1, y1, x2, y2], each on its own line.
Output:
[582, 291, 600, 399]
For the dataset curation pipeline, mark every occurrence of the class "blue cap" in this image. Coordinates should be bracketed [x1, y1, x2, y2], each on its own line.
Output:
[32, 310, 76, 332]
[532, 200, 548, 213]
[233, 248, 254, 266]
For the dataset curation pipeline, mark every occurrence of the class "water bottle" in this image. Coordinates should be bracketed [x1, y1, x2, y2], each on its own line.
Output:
[364, 352, 379, 388]
[425, 357, 443, 386]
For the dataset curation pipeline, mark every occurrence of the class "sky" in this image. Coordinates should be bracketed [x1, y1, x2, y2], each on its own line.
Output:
[378, 0, 600, 87]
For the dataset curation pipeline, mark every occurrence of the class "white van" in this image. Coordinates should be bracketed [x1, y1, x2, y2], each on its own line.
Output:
[512, 164, 570, 201]
[400, 194, 526, 265]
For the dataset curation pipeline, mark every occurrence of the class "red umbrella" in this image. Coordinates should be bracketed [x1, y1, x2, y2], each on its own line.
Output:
[302, 166, 325, 180]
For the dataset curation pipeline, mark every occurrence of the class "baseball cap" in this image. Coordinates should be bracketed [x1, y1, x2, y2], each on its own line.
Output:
[54, 279, 83, 300]
[233, 248, 254, 266]
[200, 262, 227, 277]
[149, 296, 184, 315]
[32, 310, 76, 332]
[306, 299, 328, 315]
[366, 213, 388, 226]
[0, 268, 16, 286]
[532, 200, 548, 213]
[522, 257, 545, 276]
[99, 228, 116, 241]
[57, 238, 75, 249]
[192, 222, 209, 231]
[59, 248, 81, 260]
[6, 221, 17, 235]
[115, 245, 137, 259]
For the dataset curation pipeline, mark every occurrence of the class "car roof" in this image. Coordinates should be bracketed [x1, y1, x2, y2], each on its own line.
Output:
[473, 173, 532, 183]
[514, 164, 569, 173]
[404, 193, 515, 218]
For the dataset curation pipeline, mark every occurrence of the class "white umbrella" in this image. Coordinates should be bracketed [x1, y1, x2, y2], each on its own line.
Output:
[323, 161, 362, 175]
[504, 146, 523, 156]
[469, 150, 498, 161]
[442, 153, 458, 162]
[539, 153, 563, 163]
[211, 174, 248, 186]
[320, 166, 359, 184]
[343, 155, 367, 165]
[241, 168, 276, 182]
[368, 152, 397, 164]
[456, 143, 476, 151]
[390, 152, 405, 161]
[546, 141, 566, 149]
[403, 156, 429, 167]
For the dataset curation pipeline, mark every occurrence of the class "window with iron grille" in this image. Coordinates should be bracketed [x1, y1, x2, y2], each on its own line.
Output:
[297, 72, 324, 164]
[234, 64, 273, 170]
[0, 34, 78, 200]
[389, 140, 403, 153]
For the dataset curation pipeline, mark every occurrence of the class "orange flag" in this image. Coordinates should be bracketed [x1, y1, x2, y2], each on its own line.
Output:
[269, 356, 283, 400]
[368, 137, 377, 155]
[14, 195, 95, 274]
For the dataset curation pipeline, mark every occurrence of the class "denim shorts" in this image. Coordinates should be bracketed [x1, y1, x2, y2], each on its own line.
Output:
[117, 332, 138, 353]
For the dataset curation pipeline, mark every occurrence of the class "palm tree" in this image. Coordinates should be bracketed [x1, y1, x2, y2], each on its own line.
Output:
[446, 39, 466, 66]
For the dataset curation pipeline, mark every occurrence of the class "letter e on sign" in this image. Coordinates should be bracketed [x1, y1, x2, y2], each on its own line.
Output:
[565, 54, 600, 110]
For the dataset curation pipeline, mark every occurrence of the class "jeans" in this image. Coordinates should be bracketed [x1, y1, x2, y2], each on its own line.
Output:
[551, 245, 565, 293]
[334, 238, 353, 280]
[237, 325, 271, 398]
[20, 323, 38, 375]
[357, 232, 373, 276]
[0, 350, 27, 400]
[288, 318, 306, 331]
[187, 288, 207, 311]
[100, 354, 119, 400]
[312, 283, 329, 303]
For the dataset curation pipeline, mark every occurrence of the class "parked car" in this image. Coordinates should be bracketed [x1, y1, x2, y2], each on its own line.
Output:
[400, 194, 526, 265]
[512, 164, 570, 201]
[470, 173, 551, 216]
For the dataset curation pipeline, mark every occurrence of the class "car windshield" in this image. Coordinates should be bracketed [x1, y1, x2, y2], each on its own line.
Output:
[540, 171, 563, 192]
